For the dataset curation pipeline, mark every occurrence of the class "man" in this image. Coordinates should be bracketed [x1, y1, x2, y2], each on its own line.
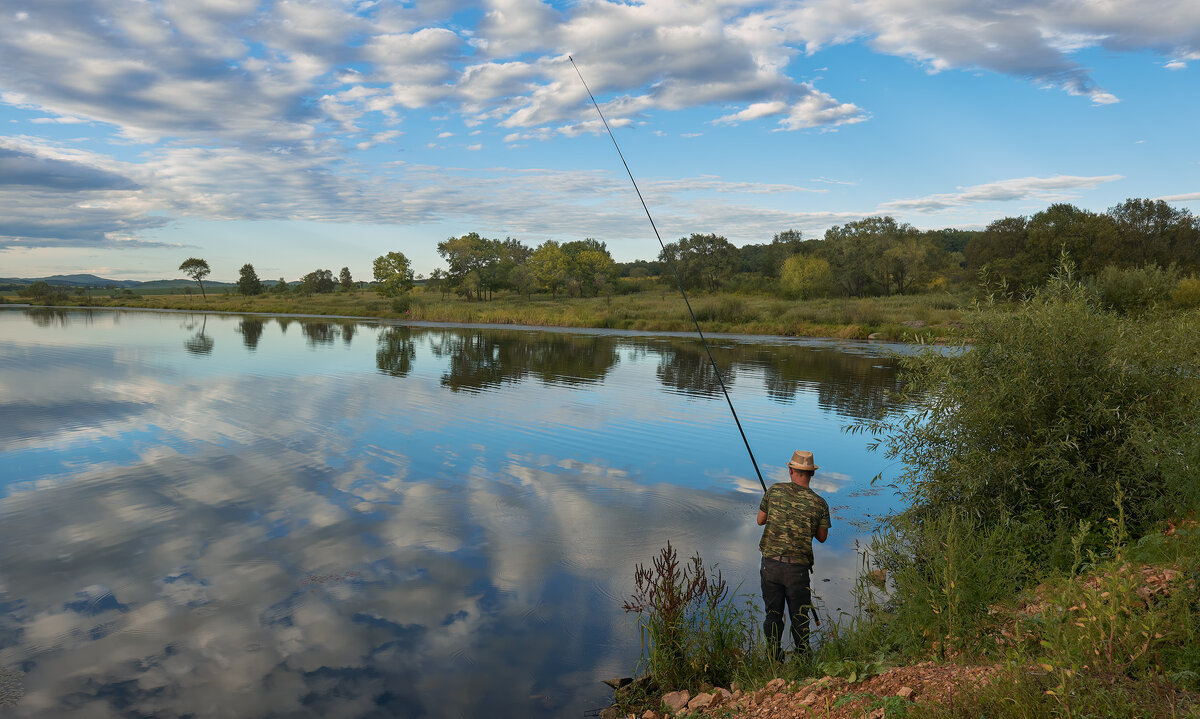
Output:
[757, 450, 831, 661]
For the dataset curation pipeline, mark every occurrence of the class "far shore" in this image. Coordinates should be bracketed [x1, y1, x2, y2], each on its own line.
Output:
[1, 288, 969, 343]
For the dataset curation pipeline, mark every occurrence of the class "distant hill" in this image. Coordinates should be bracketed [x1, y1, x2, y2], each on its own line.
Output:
[0, 274, 236, 291]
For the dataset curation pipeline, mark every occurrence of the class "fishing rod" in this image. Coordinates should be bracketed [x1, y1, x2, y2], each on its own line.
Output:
[568, 55, 767, 494]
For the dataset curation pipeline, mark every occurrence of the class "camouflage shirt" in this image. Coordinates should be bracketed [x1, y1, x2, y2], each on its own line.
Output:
[758, 482, 831, 567]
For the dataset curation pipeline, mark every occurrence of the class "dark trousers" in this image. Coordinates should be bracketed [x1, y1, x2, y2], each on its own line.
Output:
[760, 556, 812, 659]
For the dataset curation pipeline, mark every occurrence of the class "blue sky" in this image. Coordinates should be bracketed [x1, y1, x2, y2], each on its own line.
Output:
[1, 0, 1197, 282]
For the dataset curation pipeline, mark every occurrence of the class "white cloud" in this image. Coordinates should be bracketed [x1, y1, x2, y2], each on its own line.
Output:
[1156, 191, 1200, 202]
[881, 174, 1125, 212]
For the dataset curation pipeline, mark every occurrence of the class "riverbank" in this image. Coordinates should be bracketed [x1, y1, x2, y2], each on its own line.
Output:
[608, 517, 1200, 718]
[606, 268, 1200, 719]
[1, 289, 968, 341]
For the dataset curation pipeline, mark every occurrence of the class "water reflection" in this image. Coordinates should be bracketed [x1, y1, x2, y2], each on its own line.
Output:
[0, 308, 911, 718]
[183, 315, 214, 355]
[376, 327, 415, 377]
[238, 317, 267, 351]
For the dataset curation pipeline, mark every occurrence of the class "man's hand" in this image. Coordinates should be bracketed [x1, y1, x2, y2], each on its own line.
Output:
[757, 510, 767, 526]
[815, 526, 828, 543]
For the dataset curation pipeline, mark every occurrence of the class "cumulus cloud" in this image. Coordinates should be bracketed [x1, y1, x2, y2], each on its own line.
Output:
[880, 174, 1125, 212]
[0, 0, 1194, 251]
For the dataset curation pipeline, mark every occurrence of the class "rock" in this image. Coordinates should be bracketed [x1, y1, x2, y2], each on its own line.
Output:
[642, 711, 659, 719]
[765, 677, 787, 693]
[662, 690, 690, 713]
[687, 692, 714, 711]
[867, 332, 881, 340]
[731, 689, 742, 701]
[711, 688, 732, 707]
[730, 681, 741, 693]
[897, 685, 915, 699]
[599, 706, 622, 719]
[603, 677, 634, 689]
[800, 693, 817, 706]
[863, 708, 885, 719]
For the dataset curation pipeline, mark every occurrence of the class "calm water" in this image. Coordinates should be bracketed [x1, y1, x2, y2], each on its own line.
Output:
[0, 307, 911, 718]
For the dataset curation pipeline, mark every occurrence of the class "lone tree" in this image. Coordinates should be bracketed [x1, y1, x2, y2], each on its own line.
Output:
[373, 251, 414, 297]
[238, 263, 263, 296]
[179, 258, 211, 299]
[339, 267, 354, 291]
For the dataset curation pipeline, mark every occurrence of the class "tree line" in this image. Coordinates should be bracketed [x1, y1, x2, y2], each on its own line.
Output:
[185, 197, 1199, 303]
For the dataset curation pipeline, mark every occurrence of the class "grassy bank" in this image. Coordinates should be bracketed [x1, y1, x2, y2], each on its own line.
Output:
[611, 263, 1200, 718]
[2, 288, 968, 341]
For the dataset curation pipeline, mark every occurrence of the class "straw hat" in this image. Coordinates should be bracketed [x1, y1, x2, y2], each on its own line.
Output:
[787, 450, 818, 471]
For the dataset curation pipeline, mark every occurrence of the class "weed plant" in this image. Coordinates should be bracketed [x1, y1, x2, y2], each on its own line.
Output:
[622, 542, 755, 692]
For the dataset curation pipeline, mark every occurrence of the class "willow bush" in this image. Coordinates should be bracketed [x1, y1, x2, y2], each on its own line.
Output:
[858, 258, 1200, 574]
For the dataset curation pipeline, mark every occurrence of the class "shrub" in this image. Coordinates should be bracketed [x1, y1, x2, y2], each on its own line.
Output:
[855, 259, 1200, 572]
[1171, 276, 1200, 309]
[1088, 264, 1179, 314]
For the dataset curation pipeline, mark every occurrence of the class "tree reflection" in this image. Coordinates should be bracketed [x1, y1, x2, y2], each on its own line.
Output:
[653, 340, 738, 397]
[427, 330, 620, 392]
[25, 308, 74, 327]
[237, 318, 266, 351]
[300, 321, 338, 346]
[183, 315, 214, 356]
[646, 338, 904, 418]
[752, 346, 903, 418]
[376, 327, 416, 378]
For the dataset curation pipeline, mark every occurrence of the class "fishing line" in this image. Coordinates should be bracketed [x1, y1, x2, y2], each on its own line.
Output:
[568, 55, 767, 493]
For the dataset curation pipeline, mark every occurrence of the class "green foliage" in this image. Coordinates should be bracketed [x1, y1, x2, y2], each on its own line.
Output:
[659, 233, 739, 291]
[372, 251, 414, 298]
[857, 258, 1200, 567]
[339, 266, 354, 290]
[623, 542, 754, 691]
[21, 280, 67, 304]
[780, 255, 835, 299]
[866, 509, 1032, 657]
[178, 257, 211, 298]
[1171, 277, 1200, 309]
[237, 263, 263, 296]
[1088, 264, 1179, 314]
[300, 268, 336, 295]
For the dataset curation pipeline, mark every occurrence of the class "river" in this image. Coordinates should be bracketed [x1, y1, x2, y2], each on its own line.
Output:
[0, 307, 912, 718]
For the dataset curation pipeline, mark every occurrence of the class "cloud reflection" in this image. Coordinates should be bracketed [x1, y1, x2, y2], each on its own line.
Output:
[0, 309, 906, 717]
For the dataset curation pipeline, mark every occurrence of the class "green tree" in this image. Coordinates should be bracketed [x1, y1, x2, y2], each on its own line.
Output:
[300, 269, 336, 295]
[272, 277, 290, 294]
[780, 254, 835, 299]
[1026, 203, 1118, 277]
[372, 251, 414, 297]
[339, 266, 354, 291]
[1106, 198, 1200, 269]
[658, 233, 738, 291]
[530, 240, 568, 298]
[821, 217, 907, 296]
[563, 239, 618, 297]
[179, 257, 211, 299]
[437, 232, 497, 300]
[237, 263, 263, 296]
[509, 264, 537, 299]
